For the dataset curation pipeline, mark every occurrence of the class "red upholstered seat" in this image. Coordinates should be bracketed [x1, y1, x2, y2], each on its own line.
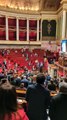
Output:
[8, 18, 16, 27]
[19, 20, 26, 28]
[0, 17, 5, 25]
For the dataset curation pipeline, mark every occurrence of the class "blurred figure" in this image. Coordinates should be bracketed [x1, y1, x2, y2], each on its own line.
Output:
[48, 79, 57, 91]
[26, 73, 50, 120]
[14, 75, 21, 87]
[53, 76, 59, 88]
[20, 83, 27, 90]
[46, 73, 51, 82]
[31, 75, 37, 85]
[0, 82, 29, 120]
[45, 73, 51, 87]
[21, 75, 29, 88]
[49, 78, 67, 120]
[1, 78, 7, 84]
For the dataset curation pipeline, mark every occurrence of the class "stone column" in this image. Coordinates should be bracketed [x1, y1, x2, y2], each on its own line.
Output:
[6, 16, 8, 40]
[40, 19, 42, 41]
[65, 12, 67, 38]
[37, 19, 39, 41]
[27, 19, 29, 41]
[16, 18, 19, 40]
[62, 10, 66, 39]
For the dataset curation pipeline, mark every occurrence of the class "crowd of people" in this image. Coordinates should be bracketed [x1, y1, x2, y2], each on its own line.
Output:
[0, 73, 67, 120]
[0, 48, 66, 120]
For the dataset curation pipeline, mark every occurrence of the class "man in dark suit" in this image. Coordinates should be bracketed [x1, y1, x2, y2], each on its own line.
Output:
[49, 78, 67, 120]
[26, 73, 50, 120]
[21, 75, 29, 88]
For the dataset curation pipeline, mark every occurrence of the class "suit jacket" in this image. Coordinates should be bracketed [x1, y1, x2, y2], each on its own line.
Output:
[26, 83, 50, 120]
[49, 81, 67, 120]
[21, 78, 29, 88]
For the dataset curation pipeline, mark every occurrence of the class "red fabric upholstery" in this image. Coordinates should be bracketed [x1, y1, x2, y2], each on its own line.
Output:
[29, 20, 37, 27]
[29, 31, 37, 41]
[0, 17, 5, 25]
[9, 31, 16, 40]
[0, 30, 6, 40]
[19, 20, 26, 28]
[8, 18, 16, 27]
[19, 31, 26, 41]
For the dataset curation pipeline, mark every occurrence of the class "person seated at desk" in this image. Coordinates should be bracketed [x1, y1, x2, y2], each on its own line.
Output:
[0, 81, 29, 120]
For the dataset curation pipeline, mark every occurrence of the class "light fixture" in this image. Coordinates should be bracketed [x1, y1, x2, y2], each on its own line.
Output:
[0, 0, 40, 11]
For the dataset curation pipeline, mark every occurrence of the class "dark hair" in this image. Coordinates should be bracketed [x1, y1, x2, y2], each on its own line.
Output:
[36, 73, 45, 84]
[1, 78, 7, 84]
[64, 78, 67, 83]
[0, 82, 17, 120]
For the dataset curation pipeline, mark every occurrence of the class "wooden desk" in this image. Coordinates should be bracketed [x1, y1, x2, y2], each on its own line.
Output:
[16, 89, 26, 98]
[50, 91, 57, 97]
[16, 89, 26, 94]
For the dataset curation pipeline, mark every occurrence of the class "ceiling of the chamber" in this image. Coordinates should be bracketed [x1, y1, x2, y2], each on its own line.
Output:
[0, 0, 61, 11]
